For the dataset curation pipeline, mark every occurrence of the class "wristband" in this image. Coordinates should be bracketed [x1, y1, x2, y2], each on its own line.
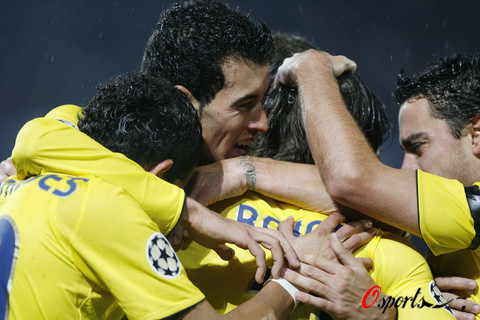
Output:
[265, 277, 299, 305]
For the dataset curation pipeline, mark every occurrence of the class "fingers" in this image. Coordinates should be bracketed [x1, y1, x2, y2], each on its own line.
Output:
[451, 309, 478, 320]
[282, 266, 330, 297]
[212, 244, 235, 261]
[238, 231, 268, 283]
[239, 225, 294, 283]
[330, 233, 365, 269]
[257, 226, 300, 273]
[357, 257, 373, 269]
[314, 212, 345, 234]
[295, 291, 331, 310]
[0, 157, 15, 184]
[435, 276, 477, 292]
[0, 172, 8, 184]
[336, 219, 371, 241]
[278, 216, 296, 242]
[167, 225, 185, 250]
[442, 292, 480, 318]
[1, 157, 15, 175]
[434, 277, 479, 319]
[341, 229, 377, 252]
[328, 54, 357, 76]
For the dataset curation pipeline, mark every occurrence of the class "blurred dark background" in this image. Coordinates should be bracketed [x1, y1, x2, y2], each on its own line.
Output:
[1, 1, 479, 253]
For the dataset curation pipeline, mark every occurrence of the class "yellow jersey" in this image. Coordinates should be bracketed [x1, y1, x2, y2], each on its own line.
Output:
[178, 192, 455, 320]
[0, 173, 204, 319]
[418, 170, 480, 310]
[12, 105, 185, 236]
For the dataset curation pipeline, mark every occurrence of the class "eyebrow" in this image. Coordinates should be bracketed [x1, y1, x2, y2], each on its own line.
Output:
[400, 132, 428, 149]
[232, 94, 258, 107]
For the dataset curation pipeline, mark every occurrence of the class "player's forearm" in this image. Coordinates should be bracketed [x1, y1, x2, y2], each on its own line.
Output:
[249, 157, 337, 213]
[223, 281, 293, 320]
[295, 52, 420, 235]
[179, 282, 293, 320]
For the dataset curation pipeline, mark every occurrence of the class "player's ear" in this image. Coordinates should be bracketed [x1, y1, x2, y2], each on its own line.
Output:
[175, 85, 200, 113]
[148, 159, 174, 177]
[470, 115, 480, 157]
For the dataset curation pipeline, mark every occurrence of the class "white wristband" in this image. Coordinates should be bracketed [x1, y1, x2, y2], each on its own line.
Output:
[266, 277, 299, 305]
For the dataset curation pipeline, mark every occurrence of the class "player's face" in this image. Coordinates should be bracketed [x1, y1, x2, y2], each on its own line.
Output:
[398, 96, 476, 185]
[197, 59, 270, 163]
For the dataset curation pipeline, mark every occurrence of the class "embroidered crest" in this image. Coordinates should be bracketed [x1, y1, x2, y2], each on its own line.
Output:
[146, 232, 181, 279]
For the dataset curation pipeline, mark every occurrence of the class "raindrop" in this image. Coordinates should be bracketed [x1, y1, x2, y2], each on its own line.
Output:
[299, 5, 302, 12]
[99, 32, 103, 39]
[51, 56, 54, 63]
[442, 20, 446, 28]
[425, 22, 429, 29]
[390, 54, 393, 61]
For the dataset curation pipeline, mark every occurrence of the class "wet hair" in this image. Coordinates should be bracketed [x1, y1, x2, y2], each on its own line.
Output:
[252, 32, 392, 164]
[394, 53, 480, 138]
[78, 72, 202, 182]
[141, 0, 273, 111]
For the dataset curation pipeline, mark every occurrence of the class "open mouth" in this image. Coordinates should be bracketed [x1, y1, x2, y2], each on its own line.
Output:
[234, 141, 250, 154]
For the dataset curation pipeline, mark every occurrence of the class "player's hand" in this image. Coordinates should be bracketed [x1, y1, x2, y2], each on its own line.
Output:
[167, 224, 191, 251]
[278, 213, 375, 266]
[0, 157, 16, 183]
[435, 276, 479, 320]
[181, 197, 300, 283]
[187, 158, 248, 206]
[273, 49, 357, 89]
[283, 234, 395, 320]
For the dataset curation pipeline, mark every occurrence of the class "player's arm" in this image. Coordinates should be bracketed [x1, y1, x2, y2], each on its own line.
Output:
[74, 184, 295, 320]
[188, 156, 337, 213]
[177, 281, 293, 320]
[274, 50, 420, 235]
[180, 197, 299, 283]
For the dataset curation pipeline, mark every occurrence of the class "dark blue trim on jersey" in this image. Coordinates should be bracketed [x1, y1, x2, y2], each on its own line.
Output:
[465, 185, 480, 250]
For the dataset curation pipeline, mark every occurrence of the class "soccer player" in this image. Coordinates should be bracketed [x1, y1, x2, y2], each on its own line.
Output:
[0, 73, 302, 319]
[176, 33, 455, 320]
[274, 49, 480, 320]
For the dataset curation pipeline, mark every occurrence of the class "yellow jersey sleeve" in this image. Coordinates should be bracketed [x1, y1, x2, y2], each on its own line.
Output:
[1, 173, 203, 319]
[417, 170, 476, 255]
[72, 179, 204, 319]
[11, 105, 184, 235]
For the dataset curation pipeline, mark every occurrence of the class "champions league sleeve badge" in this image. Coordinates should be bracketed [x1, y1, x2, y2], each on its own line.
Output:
[146, 232, 181, 279]
[429, 280, 454, 316]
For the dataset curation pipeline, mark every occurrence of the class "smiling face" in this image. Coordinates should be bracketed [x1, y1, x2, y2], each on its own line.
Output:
[195, 59, 270, 163]
[398, 96, 479, 185]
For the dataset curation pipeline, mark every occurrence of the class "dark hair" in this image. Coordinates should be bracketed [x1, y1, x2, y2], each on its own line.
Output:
[252, 33, 391, 163]
[141, 0, 273, 110]
[394, 54, 480, 139]
[78, 73, 202, 182]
